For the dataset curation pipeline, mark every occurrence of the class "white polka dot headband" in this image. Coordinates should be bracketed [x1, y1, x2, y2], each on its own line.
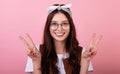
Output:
[47, 4, 72, 16]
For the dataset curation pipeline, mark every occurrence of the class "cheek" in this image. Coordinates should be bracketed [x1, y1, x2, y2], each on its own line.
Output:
[65, 27, 70, 36]
[67, 26, 70, 33]
[49, 28, 54, 37]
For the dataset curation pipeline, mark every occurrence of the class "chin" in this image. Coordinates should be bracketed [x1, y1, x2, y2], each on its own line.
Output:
[53, 36, 67, 42]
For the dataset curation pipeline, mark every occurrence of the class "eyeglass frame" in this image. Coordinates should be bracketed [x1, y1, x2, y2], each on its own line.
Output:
[50, 21, 70, 30]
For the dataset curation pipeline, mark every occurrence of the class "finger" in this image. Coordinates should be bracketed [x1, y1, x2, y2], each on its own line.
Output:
[89, 33, 96, 45]
[19, 36, 30, 48]
[86, 33, 96, 51]
[26, 48, 35, 56]
[90, 51, 97, 55]
[26, 48, 33, 52]
[94, 35, 103, 45]
[25, 33, 37, 50]
[30, 51, 35, 56]
[83, 51, 90, 58]
[90, 52, 95, 55]
[27, 51, 35, 56]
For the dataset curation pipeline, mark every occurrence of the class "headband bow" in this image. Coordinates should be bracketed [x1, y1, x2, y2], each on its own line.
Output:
[47, 4, 72, 16]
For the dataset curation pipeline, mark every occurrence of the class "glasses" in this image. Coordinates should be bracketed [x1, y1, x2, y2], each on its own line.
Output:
[50, 22, 70, 30]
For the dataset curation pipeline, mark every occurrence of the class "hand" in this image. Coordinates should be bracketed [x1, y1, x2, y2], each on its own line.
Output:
[82, 33, 102, 62]
[19, 33, 41, 62]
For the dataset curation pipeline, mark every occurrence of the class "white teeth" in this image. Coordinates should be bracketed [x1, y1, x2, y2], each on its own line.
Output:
[55, 33, 64, 36]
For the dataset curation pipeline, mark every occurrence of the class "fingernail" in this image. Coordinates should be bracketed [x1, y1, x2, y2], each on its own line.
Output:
[30, 51, 35, 56]
[91, 52, 95, 55]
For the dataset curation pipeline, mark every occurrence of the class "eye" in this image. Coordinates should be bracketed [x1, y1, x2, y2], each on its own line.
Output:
[51, 22, 57, 26]
[62, 22, 69, 26]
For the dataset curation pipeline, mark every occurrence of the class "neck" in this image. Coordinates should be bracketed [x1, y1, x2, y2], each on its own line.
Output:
[54, 40, 66, 54]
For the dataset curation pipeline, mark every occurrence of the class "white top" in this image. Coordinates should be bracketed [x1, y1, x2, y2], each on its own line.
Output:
[25, 45, 93, 73]
[56, 53, 69, 74]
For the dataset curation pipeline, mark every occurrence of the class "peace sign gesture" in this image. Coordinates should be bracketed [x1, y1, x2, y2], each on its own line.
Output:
[82, 33, 102, 62]
[19, 33, 41, 62]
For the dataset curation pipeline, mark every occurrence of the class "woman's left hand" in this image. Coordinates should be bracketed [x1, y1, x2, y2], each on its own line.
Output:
[82, 33, 102, 62]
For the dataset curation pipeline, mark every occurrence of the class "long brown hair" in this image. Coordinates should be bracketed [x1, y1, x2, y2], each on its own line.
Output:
[40, 4, 82, 74]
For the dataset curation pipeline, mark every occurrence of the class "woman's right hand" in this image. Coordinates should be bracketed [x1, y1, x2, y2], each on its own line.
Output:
[19, 33, 41, 65]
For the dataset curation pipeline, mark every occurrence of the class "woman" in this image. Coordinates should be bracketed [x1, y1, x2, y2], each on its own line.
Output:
[19, 4, 102, 74]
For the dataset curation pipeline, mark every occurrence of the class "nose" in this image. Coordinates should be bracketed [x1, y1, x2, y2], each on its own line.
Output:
[57, 24, 63, 31]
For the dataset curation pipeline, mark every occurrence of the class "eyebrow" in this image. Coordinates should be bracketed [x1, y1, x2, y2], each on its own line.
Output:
[51, 20, 69, 23]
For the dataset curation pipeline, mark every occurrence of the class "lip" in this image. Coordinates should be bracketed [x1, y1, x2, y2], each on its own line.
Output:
[55, 32, 65, 36]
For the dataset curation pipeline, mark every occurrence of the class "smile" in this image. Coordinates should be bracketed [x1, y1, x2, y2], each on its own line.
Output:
[55, 32, 65, 36]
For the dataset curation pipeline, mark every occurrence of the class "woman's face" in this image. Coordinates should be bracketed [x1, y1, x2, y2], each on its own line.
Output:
[50, 12, 70, 42]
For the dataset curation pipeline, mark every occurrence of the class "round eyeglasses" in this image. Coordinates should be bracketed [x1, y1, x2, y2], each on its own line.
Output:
[50, 22, 70, 30]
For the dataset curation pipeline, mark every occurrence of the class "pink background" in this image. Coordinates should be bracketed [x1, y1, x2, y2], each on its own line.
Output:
[0, 0, 120, 74]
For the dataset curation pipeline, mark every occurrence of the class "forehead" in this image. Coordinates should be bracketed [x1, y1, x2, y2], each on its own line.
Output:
[51, 12, 68, 22]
